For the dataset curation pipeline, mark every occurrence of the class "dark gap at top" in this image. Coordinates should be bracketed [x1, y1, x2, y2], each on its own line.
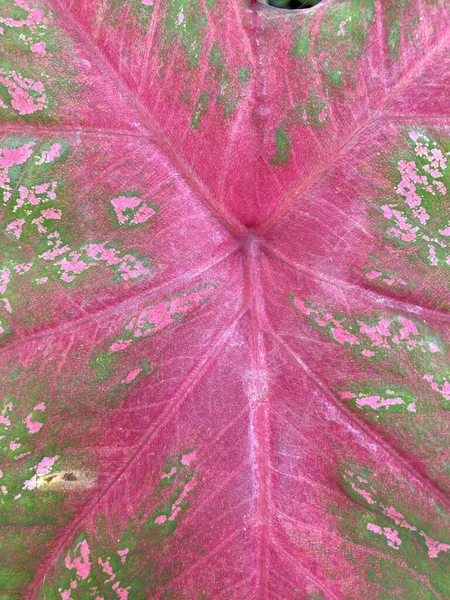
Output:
[261, 0, 323, 9]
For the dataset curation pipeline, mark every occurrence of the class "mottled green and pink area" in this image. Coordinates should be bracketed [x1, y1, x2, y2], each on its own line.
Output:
[39, 451, 200, 599]
[1, 0, 450, 599]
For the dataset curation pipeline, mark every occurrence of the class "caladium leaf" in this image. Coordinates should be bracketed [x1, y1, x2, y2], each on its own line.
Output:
[0, 0, 449, 598]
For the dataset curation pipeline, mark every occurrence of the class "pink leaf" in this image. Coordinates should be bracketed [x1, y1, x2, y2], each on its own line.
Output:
[0, 0, 449, 598]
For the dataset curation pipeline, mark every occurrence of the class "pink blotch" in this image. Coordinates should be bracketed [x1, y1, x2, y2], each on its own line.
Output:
[376, 317, 392, 337]
[0, 0, 46, 27]
[383, 506, 416, 531]
[431, 147, 446, 167]
[0, 267, 10, 295]
[429, 342, 440, 353]
[293, 297, 313, 315]
[2, 298, 11, 313]
[420, 532, 450, 558]
[355, 395, 404, 410]
[109, 340, 132, 353]
[428, 245, 438, 267]
[35, 182, 51, 195]
[398, 317, 419, 342]
[413, 205, 430, 226]
[38, 142, 62, 165]
[362, 319, 397, 349]
[117, 258, 149, 281]
[23, 475, 38, 491]
[366, 270, 382, 280]
[424, 373, 438, 387]
[424, 374, 450, 401]
[98, 557, 115, 581]
[34, 402, 46, 411]
[9, 441, 20, 451]
[117, 548, 129, 565]
[39, 242, 69, 261]
[24, 457, 58, 490]
[351, 483, 375, 504]
[131, 202, 156, 224]
[442, 381, 450, 400]
[331, 326, 359, 345]
[162, 466, 177, 479]
[112, 583, 130, 600]
[14, 262, 32, 274]
[181, 451, 197, 466]
[6, 218, 25, 239]
[367, 523, 402, 549]
[407, 402, 416, 412]
[65, 539, 91, 580]
[155, 515, 167, 524]
[156, 478, 197, 525]
[35, 277, 48, 285]
[41, 208, 62, 219]
[0, 69, 46, 115]
[338, 20, 347, 36]
[111, 196, 141, 224]
[31, 41, 46, 54]
[55, 252, 90, 282]
[121, 368, 142, 384]
[381, 204, 393, 219]
[36, 455, 59, 476]
[0, 142, 34, 169]
[24, 413, 43, 434]
[142, 0, 153, 4]
[168, 478, 197, 521]
[178, 11, 184, 24]
[383, 528, 402, 549]
[0, 402, 13, 426]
